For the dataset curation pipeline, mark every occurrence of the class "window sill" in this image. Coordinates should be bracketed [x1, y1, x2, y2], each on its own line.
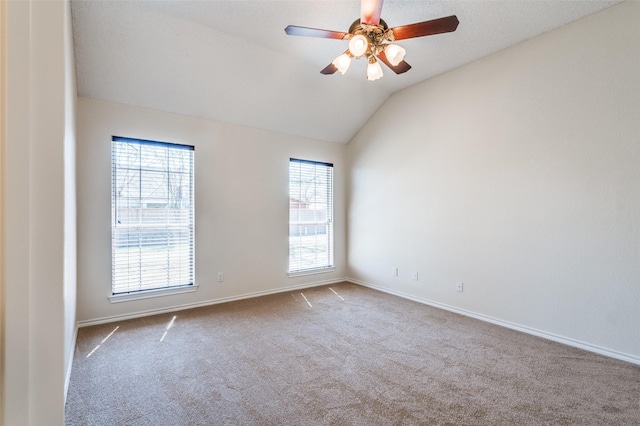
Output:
[288, 267, 335, 278]
[109, 284, 198, 304]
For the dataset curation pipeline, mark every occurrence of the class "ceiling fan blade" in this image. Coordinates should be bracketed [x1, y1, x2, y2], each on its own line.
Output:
[321, 63, 339, 75]
[376, 51, 411, 74]
[390, 15, 459, 40]
[361, 0, 384, 25]
[284, 25, 347, 40]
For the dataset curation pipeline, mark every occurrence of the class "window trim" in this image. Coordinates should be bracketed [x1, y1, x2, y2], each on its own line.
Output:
[288, 157, 334, 275]
[287, 267, 336, 278]
[108, 284, 198, 304]
[111, 136, 196, 298]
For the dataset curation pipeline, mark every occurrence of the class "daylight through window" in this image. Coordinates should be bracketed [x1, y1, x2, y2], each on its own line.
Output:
[289, 158, 334, 273]
[111, 136, 195, 294]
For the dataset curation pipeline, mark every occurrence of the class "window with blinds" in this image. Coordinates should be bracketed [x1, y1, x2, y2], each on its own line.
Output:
[289, 158, 334, 273]
[111, 136, 195, 295]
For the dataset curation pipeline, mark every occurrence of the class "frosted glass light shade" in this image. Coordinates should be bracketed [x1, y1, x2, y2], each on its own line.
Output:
[332, 53, 352, 74]
[385, 44, 406, 66]
[348, 34, 368, 57]
[366, 60, 383, 81]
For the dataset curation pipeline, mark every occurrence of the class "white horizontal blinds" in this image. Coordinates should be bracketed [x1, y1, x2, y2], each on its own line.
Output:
[289, 158, 334, 273]
[111, 136, 195, 294]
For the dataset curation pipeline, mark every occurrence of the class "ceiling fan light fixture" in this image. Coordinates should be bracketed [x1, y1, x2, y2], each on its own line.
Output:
[384, 43, 406, 66]
[366, 57, 383, 81]
[332, 52, 352, 74]
[284, 1, 460, 80]
[348, 34, 369, 57]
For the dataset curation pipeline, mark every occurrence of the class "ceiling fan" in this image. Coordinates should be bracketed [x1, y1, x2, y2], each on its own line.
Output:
[284, 0, 459, 81]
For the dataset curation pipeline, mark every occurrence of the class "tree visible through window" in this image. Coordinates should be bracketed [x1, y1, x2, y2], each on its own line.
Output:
[111, 136, 195, 294]
[289, 158, 334, 273]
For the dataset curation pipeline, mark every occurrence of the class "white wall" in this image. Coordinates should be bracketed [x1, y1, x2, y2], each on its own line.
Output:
[3, 0, 77, 424]
[63, 0, 78, 400]
[347, 1, 640, 362]
[76, 98, 346, 323]
[0, 0, 5, 419]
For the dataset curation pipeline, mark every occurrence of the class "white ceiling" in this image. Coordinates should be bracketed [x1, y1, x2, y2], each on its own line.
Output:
[71, 0, 622, 143]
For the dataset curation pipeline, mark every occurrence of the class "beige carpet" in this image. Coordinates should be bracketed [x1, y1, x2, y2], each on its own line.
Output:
[65, 282, 640, 425]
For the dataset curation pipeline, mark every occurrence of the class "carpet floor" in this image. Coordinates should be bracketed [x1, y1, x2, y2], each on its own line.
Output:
[65, 282, 640, 425]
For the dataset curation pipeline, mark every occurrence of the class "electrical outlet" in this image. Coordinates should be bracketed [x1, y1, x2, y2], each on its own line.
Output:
[456, 281, 463, 292]
[392, 267, 398, 277]
[412, 272, 419, 281]
[217, 272, 224, 282]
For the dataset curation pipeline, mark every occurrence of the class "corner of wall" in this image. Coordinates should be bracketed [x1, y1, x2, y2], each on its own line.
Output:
[1, 0, 8, 421]
[63, 0, 78, 405]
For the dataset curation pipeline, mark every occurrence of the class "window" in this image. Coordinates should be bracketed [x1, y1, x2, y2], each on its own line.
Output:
[289, 158, 334, 274]
[111, 136, 195, 295]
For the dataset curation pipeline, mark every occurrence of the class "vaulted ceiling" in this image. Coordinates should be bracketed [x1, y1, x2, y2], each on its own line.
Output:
[71, 0, 622, 143]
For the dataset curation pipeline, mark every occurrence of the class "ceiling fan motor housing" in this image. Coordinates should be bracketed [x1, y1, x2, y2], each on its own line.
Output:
[347, 19, 395, 58]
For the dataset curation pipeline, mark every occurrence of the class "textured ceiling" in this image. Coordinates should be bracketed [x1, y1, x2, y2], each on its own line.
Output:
[71, 0, 622, 143]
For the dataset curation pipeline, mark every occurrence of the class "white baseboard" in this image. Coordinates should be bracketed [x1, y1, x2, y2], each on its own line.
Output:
[77, 277, 348, 328]
[347, 277, 640, 366]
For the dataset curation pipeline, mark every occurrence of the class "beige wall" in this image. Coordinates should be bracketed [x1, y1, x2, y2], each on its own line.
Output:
[0, 0, 5, 419]
[3, 0, 77, 424]
[347, 1, 640, 363]
[63, 0, 78, 400]
[76, 98, 347, 323]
